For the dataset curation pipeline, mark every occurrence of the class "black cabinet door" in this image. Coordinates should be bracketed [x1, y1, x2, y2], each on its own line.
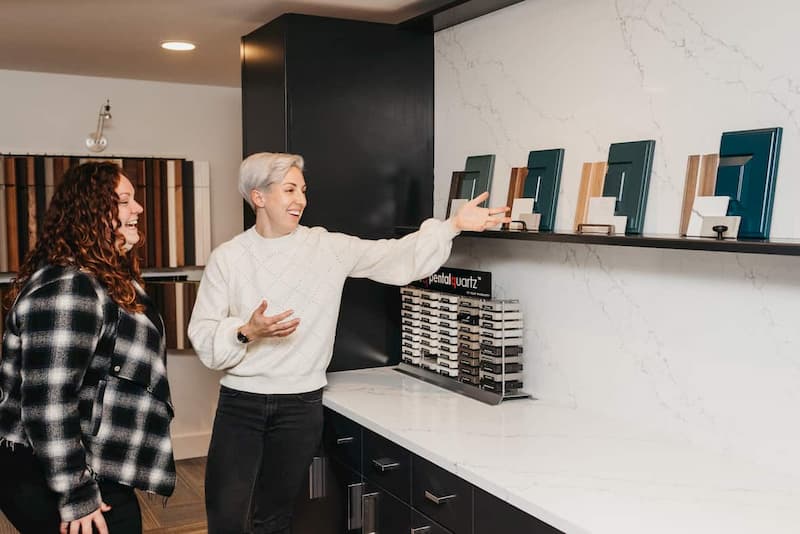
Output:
[474, 488, 565, 534]
[293, 457, 363, 534]
[324, 407, 363, 473]
[411, 510, 453, 534]
[411, 456, 472, 533]
[363, 482, 412, 534]
[363, 428, 412, 504]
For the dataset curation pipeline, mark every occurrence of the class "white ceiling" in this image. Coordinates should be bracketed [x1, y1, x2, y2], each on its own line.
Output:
[0, 0, 444, 87]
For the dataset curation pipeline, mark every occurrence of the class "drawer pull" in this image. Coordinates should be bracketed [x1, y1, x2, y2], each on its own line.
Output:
[424, 490, 456, 505]
[347, 483, 364, 530]
[372, 457, 401, 472]
[411, 527, 432, 534]
[337, 436, 356, 445]
[363, 492, 380, 534]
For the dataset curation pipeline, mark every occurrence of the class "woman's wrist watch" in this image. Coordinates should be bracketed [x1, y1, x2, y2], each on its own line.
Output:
[236, 328, 251, 344]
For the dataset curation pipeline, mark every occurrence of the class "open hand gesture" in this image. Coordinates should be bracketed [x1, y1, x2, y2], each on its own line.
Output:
[449, 192, 511, 232]
[240, 300, 300, 342]
[60, 502, 111, 534]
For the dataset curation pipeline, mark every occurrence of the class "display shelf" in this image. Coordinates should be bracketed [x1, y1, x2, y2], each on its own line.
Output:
[0, 266, 205, 284]
[395, 226, 800, 256]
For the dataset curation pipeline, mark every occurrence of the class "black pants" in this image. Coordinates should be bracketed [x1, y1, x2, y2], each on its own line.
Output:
[205, 385, 324, 534]
[0, 443, 142, 533]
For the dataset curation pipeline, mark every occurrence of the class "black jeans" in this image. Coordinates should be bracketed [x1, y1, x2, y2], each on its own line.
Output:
[0, 443, 142, 533]
[205, 385, 324, 534]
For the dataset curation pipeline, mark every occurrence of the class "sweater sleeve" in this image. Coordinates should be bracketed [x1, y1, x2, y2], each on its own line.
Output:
[188, 248, 249, 371]
[341, 218, 460, 284]
[17, 274, 103, 522]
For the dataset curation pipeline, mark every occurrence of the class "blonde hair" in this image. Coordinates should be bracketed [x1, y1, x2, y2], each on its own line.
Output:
[239, 152, 305, 210]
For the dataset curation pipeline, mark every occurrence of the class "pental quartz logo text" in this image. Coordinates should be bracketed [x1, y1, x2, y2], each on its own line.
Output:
[427, 272, 481, 290]
[412, 267, 491, 298]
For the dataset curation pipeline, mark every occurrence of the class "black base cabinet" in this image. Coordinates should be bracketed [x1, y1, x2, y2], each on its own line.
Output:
[293, 455, 359, 534]
[292, 408, 564, 534]
[411, 511, 451, 534]
[474, 488, 564, 533]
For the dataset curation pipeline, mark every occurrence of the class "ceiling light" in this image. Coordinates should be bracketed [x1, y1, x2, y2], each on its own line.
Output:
[161, 41, 196, 51]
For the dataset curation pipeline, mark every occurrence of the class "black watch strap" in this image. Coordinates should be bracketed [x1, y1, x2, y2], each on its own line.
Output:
[236, 330, 251, 344]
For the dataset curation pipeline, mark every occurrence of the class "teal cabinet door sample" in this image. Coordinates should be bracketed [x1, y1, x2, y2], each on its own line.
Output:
[464, 154, 495, 207]
[455, 170, 482, 199]
[714, 127, 782, 239]
[524, 148, 564, 232]
[602, 140, 656, 234]
[447, 170, 481, 217]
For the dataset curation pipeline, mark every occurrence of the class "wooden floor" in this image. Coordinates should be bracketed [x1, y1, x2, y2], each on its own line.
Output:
[0, 457, 208, 534]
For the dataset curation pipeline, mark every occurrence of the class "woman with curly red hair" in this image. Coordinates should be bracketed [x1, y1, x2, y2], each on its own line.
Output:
[0, 161, 175, 534]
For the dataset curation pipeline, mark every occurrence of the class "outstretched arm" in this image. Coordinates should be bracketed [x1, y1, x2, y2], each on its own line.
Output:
[343, 192, 509, 285]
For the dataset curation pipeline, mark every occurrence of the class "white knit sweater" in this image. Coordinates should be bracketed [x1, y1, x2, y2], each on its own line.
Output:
[187, 219, 459, 394]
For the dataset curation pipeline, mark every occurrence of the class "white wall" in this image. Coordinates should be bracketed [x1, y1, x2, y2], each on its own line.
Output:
[0, 69, 243, 458]
[435, 0, 800, 476]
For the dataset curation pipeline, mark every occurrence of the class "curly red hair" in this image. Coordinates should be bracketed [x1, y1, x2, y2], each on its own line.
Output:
[4, 161, 145, 313]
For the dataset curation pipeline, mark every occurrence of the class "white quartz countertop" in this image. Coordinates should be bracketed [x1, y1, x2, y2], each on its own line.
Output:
[322, 367, 800, 534]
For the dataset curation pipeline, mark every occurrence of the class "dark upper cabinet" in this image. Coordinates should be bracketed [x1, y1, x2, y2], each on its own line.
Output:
[241, 14, 434, 371]
[241, 14, 433, 235]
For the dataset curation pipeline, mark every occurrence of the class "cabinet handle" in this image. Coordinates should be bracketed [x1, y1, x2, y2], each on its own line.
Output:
[308, 456, 326, 500]
[347, 483, 364, 530]
[371, 457, 401, 472]
[362, 492, 380, 534]
[424, 490, 456, 505]
[337, 436, 355, 445]
[411, 527, 432, 534]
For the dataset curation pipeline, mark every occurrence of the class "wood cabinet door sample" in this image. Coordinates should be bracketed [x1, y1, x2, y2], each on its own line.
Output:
[573, 161, 607, 231]
[464, 154, 495, 207]
[602, 140, 656, 234]
[0, 157, 7, 272]
[714, 127, 782, 239]
[698, 153, 719, 196]
[503, 167, 528, 229]
[3, 158, 19, 271]
[33, 157, 46, 245]
[159, 160, 170, 267]
[181, 160, 196, 267]
[680, 153, 719, 236]
[525, 148, 564, 232]
[680, 155, 701, 236]
[14, 157, 30, 260]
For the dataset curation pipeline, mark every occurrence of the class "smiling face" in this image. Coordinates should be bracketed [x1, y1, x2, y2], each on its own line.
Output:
[115, 174, 144, 252]
[253, 166, 307, 237]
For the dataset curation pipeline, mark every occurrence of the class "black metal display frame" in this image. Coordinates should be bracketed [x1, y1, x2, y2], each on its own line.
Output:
[396, 226, 800, 256]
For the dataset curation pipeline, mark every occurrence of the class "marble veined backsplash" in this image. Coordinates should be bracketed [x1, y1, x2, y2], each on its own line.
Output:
[435, 0, 800, 476]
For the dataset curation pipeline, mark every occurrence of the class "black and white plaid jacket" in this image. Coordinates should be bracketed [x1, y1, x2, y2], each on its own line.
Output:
[0, 265, 175, 521]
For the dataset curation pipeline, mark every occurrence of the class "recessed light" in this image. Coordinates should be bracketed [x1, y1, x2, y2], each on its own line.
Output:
[161, 41, 196, 51]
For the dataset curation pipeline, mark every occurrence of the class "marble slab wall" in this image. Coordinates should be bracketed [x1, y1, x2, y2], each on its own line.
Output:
[435, 0, 800, 476]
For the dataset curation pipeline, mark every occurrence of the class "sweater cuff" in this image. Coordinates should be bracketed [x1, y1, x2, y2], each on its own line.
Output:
[221, 317, 249, 352]
[421, 217, 461, 240]
[442, 217, 462, 239]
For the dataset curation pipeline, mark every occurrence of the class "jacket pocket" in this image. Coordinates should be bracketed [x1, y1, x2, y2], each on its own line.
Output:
[90, 380, 107, 436]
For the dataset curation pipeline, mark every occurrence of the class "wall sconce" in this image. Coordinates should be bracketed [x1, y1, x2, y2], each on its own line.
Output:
[86, 99, 112, 153]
